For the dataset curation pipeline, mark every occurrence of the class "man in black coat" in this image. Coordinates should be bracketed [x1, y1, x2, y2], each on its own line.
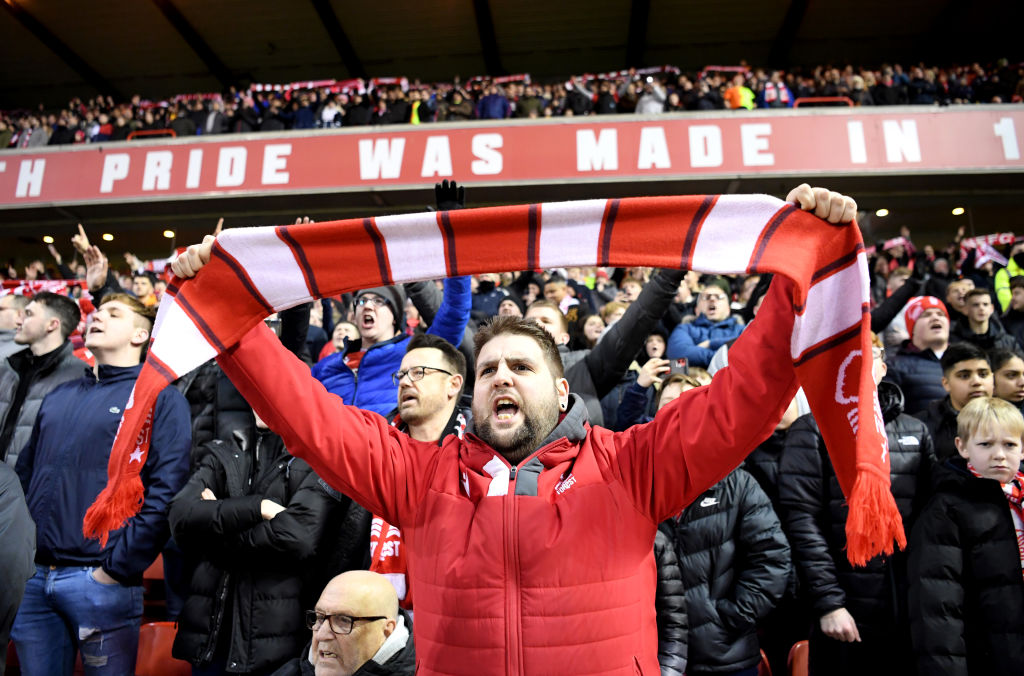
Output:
[779, 338, 935, 676]
[667, 468, 790, 675]
[270, 571, 415, 676]
[169, 409, 333, 674]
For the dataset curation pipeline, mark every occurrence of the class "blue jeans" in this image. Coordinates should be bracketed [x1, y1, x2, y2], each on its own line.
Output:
[12, 564, 143, 675]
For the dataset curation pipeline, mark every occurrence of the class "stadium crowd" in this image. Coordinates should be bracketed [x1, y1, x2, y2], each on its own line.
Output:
[1, 58, 1022, 149]
[2, 180, 1024, 676]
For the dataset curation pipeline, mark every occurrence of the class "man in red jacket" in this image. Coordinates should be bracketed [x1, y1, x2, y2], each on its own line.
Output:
[173, 185, 857, 675]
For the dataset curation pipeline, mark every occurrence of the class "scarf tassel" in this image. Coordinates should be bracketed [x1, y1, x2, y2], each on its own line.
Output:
[82, 477, 145, 548]
[845, 465, 907, 566]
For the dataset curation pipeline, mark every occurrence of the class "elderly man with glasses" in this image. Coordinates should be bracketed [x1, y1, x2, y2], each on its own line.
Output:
[667, 277, 745, 368]
[271, 570, 415, 676]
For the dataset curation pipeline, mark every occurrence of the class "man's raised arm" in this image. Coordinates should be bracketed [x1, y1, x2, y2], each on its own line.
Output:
[613, 185, 858, 521]
[172, 240, 436, 529]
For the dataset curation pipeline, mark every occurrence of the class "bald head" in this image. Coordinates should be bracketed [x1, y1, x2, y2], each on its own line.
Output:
[320, 570, 399, 620]
[312, 571, 400, 676]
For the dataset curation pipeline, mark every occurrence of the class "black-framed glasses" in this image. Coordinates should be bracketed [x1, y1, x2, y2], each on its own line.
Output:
[305, 611, 388, 635]
[355, 295, 389, 308]
[392, 365, 453, 386]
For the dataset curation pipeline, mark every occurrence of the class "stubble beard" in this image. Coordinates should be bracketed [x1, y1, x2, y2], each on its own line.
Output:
[474, 403, 559, 466]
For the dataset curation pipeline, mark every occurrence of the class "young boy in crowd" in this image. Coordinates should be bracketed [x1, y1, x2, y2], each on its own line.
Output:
[915, 342, 993, 462]
[908, 396, 1024, 674]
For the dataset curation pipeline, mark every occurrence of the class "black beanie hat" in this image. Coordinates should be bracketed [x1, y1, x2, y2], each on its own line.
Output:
[355, 285, 407, 330]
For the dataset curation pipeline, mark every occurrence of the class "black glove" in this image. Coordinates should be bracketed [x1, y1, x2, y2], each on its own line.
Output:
[435, 179, 466, 211]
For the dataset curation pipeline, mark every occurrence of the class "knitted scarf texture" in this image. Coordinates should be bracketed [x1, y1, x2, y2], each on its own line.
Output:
[83, 193, 901, 565]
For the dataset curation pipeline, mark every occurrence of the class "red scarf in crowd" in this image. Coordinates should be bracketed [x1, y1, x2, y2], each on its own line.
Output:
[83, 193, 900, 565]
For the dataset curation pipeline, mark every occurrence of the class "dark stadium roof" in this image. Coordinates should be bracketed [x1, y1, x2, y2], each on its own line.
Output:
[2, 0, 1020, 108]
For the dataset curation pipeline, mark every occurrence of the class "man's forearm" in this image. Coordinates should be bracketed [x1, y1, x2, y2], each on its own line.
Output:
[586, 268, 685, 397]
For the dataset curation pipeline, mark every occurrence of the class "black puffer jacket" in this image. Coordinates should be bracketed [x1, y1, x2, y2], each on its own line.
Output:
[778, 382, 935, 628]
[742, 428, 788, 508]
[915, 395, 960, 462]
[169, 430, 333, 673]
[908, 457, 1024, 676]
[884, 341, 945, 415]
[654, 525, 688, 676]
[665, 469, 790, 674]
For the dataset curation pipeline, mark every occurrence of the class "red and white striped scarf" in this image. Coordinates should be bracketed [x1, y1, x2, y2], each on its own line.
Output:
[968, 462, 1024, 577]
[82, 193, 901, 565]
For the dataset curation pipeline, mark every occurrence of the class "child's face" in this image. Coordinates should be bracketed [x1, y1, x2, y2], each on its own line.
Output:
[942, 358, 993, 410]
[956, 424, 1023, 483]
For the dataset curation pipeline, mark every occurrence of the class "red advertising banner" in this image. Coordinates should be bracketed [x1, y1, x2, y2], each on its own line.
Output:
[0, 106, 1021, 209]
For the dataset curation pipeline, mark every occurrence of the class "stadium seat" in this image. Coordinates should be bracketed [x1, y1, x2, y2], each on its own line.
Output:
[143, 553, 164, 580]
[135, 622, 190, 676]
[758, 648, 773, 676]
[788, 640, 809, 676]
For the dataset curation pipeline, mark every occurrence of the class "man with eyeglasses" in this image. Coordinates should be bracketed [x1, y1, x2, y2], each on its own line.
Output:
[271, 570, 415, 676]
[319, 334, 468, 612]
[310, 183, 471, 418]
[666, 277, 744, 369]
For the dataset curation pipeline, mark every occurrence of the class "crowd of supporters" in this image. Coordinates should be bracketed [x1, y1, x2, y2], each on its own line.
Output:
[3, 181, 1024, 675]
[1, 58, 1021, 149]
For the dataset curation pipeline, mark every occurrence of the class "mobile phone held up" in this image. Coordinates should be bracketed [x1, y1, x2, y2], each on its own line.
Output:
[669, 358, 688, 375]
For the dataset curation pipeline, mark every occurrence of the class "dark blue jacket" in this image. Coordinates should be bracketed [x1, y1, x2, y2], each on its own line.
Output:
[667, 315, 744, 367]
[884, 341, 946, 416]
[311, 277, 470, 416]
[16, 364, 191, 585]
[475, 93, 511, 119]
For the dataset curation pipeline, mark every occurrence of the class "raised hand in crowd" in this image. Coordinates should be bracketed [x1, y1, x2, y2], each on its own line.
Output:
[70, 222, 90, 255]
[124, 252, 144, 271]
[82, 244, 108, 292]
[785, 183, 858, 224]
[435, 178, 465, 211]
[47, 243, 62, 266]
[172, 235, 215, 278]
[637, 357, 670, 389]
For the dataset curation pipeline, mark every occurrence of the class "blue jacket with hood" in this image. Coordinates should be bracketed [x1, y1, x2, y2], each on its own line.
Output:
[311, 276, 471, 416]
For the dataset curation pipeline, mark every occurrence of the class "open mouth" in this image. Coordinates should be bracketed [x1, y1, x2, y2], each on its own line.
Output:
[87, 326, 103, 335]
[400, 391, 417, 405]
[319, 649, 338, 660]
[494, 396, 519, 421]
